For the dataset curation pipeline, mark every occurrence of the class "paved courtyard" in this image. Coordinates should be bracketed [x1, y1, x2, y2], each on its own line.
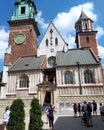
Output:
[42, 111, 104, 130]
[0, 110, 104, 130]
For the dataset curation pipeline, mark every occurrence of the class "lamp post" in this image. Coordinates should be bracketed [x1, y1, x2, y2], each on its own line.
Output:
[76, 61, 82, 95]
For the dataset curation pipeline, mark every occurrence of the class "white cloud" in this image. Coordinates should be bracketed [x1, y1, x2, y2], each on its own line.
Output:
[0, 27, 9, 59]
[36, 11, 48, 30]
[98, 45, 104, 59]
[53, 2, 97, 48]
[0, 28, 9, 41]
[37, 2, 98, 49]
[64, 34, 76, 48]
[54, 2, 97, 35]
[98, 45, 104, 68]
[37, 2, 104, 62]
[96, 26, 104, 39]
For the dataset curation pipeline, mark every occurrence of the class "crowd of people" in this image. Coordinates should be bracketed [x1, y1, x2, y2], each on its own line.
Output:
[2, 101, 104, 130]
[42, 101, 104, 129]
[73, 100, 104, 127]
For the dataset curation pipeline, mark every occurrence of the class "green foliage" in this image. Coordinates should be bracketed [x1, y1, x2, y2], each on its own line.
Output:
[28, 98, 43, 130]
[7, 98, 25, 130]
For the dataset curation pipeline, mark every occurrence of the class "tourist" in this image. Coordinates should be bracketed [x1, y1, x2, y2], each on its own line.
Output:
[73, 103, 78, 117]
[3, 106, 10, 129]
[78, 103, 81, 116]
[47, 104, 55, 130]
[99, 103, 104, 121]
[81, 101, 87, 114]
[87, 102, 93, 127]
[82, 109, 89, 126]
[92, 100, 97, 115]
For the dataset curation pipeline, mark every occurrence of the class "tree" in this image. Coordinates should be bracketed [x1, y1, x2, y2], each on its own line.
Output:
[7, 98, 25, 130]
[28, 98, 43, 130]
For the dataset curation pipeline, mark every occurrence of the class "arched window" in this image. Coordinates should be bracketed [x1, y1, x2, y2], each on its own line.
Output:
[55, 37, 58, 46]
[19, 74, 29, 88]
[46, 39, 48, 46]
[64, 71, 73, 84]
[84, 70, 94, 83]
[85, 23, 88, 29]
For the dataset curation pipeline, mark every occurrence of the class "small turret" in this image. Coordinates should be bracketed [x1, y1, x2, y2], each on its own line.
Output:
[12, 0, 37, 20]
[75, 10, 94, 33]
[75, 10, 98, 56]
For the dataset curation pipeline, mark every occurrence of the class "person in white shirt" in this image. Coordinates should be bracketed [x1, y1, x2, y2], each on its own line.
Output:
[3, 106, 10, 129]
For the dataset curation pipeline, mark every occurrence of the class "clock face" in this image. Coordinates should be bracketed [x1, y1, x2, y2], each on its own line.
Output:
[48, 56, 56, 67]
[14, 33, 26, 45]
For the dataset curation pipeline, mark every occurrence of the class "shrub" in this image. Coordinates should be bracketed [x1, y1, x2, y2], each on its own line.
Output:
[7, 98, 25, 130]
[28, 98, 43, 130]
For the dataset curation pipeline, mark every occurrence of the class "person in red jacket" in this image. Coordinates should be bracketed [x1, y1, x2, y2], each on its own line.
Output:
[73, 103, 78, 117]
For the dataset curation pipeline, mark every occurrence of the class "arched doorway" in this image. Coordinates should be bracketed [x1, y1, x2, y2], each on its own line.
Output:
[44, 91, 51, 104]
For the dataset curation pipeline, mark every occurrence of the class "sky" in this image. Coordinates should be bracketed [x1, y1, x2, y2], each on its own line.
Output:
[0, 0, 104, 71]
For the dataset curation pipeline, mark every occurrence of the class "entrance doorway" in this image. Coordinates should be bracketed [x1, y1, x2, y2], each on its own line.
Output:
[44, 91, 51, 104]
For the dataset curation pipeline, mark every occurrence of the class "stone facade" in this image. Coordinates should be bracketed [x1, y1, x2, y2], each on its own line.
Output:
[0, 1, 104, 112]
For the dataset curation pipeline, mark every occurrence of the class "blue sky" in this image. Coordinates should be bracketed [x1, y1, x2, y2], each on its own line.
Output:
[0, 0, 104, 71]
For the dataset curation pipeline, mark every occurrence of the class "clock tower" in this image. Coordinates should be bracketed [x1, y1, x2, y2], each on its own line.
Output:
[4, 0, 40, 65]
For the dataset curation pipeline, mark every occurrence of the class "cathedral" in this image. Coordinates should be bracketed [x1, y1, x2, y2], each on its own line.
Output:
[1, 0, 104, 110]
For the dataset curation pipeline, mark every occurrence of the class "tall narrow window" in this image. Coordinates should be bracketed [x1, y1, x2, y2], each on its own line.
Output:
[86, 36, 90, 43]
[78, 25, 81, 31]
[64, 71, 73, 84]
[85, 23, 88, 29]
[19, 74, 29, 88]
[46, 39, 48, 46]
[50, 29, 53, 46]
[84, 70, 94, 83]
[21, 6, 25, 14]
[55, 37, 58, 46]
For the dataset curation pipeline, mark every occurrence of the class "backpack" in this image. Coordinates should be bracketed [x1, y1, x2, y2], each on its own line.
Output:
[93, 102, 97, 109]
[48, 108, 53, 117]
[102, 105, 104, 112]
[82, 105, 85, 112]
[87, 104, 92, 112]
[82, 112, 88, 121]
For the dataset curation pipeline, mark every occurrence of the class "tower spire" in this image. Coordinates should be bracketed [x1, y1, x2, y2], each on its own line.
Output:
[75, 10, 98, 56]
[12, 0, 37, 20]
